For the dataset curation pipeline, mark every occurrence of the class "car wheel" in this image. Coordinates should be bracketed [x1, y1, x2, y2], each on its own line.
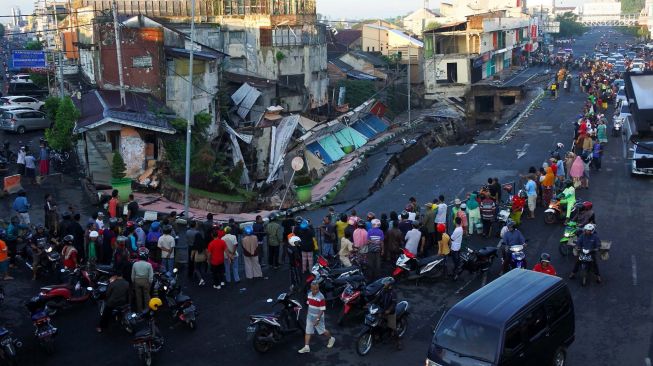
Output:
[17, 126, 25, 134]
[552, 347, 566, 366]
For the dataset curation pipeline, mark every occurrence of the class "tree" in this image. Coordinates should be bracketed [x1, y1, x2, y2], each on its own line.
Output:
[111, 152, 126, 179]
[44, 96, 79, 151]
[555, 12, 586, 38]
[622, 0, 646, 13]
[425, 22, 442, 31]
[24, 40, 43, 50]
[42, 97, 60, 122]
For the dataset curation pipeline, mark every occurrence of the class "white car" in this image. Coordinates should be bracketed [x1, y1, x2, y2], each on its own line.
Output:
[0, 96, 45, 111]
[632, 141, 653, 176]
[9, 74, 32, 83]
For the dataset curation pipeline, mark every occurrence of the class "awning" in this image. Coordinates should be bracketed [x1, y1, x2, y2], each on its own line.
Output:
[334, 127, 367, 149]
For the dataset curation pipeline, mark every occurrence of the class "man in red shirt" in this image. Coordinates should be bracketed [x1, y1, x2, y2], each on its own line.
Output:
[108, 190, 119, 219]
[207, 230, 227, 290]
[61, 235, 78, 269]
[533, 253, 557, 276]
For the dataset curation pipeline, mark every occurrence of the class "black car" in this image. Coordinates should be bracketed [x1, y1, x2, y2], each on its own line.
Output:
[7, 82, 48, 98]
[427, 269, 574, 366]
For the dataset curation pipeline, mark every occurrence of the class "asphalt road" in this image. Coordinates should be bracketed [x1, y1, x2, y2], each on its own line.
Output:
[1, 28, 652, 366]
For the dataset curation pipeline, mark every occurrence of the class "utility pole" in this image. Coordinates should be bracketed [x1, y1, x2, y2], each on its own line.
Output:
[52, 3, 64, 97]
[112, 0, 126, 106]
[58, 52, 64, 97]
[184, 0, 196, 220]
[407, 45, 411, 125]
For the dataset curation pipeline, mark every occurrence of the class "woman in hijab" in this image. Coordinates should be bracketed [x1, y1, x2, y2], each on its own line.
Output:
[569, 156, 585, 188]
[540, 166, 555, 207]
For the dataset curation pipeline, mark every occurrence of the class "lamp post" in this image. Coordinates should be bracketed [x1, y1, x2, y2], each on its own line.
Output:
[184, 0, 196, 220]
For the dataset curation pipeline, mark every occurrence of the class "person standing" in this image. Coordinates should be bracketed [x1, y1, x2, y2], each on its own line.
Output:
[0, 233, 11, 280]
[525, 175, 537, 219]
[450, 217, 464, 279]
[479, 194, 496, 238]
[207, 230, 227, 289]
[318, 215, 336, 258]
[222, 227, 240, 285]
[591, 139, 603, 171]
[38, 141, 49, 176]
[24, 151, 36, 185]
[174, 225, 189, 276]
[404, 221, 422, 256]
[367, 219, 384, 279]
[126, 194, 139, 220]
[108, 190, 119, 219]
[131, 250, 154, 312]
[16, 146, 25, 176]
[12, 190, 31, 225]
[253, 215, 267, 268]
[457, 204, 468, 236]
[298, 281, 336, 354]
[87, 230, 99, 265]
[281, 213, 295, 264]
[242, 227, 263, 280]
[435, 195, 448, 230]
[43, 194, 58, 234]
[338, 231, 355, 267]
[186, 220, 201, 281]
[421, 202, 436, 255]
[265, 214, 283, 269]
[334, 214, 349, 244]
[465, 193, 480, 235]
[190, 223, 208, 286]
[352, 220, 368, 266]
[96, 273, 129, 333]
[287, 235, 303, 293]
[296, 220, 315, 273]
[157, 225, 176, 273]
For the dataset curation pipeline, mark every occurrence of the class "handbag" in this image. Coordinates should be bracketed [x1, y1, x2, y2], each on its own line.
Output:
[192, 249, 207, 263]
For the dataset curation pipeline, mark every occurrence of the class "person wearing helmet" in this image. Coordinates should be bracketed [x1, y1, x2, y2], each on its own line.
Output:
[576, 201, 595, 227]
[298, 280, 335, 354]
[287, 235, 303, 292]
[132, 246, 154, 312]
[557, 179, 576, 222]
[242, 226, 264, 280]
[510, 191, 527, 226]
[533, 253, 557, 276]
[499, 220, 526, 274]
[367, 219, 384, 279]
[295, 220, 316, 273]
[376, 277, 402, 350]
[62, 235, 78, 270]
[157, 225, 176, 273]
[569, 224, 602, 283]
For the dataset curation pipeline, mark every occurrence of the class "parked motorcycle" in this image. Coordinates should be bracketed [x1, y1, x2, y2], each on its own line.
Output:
[392, 248, 446, 281]
[247, 293, 305, 353]
[49, 150, 71, 173]
[131, 310, 164, 366]
[156, 269, 198, 330]
[355, 301, 409, 356]
[35, 268, 94, 316]
[338, 277, 384, 325]
[95, 280, 135, 334]
[303, 257, 364, 302]
[25, 297, 57, 354]
[456, 246, 498, 285]
[0, 326, 21, 365]
[544, 197, 583, 224]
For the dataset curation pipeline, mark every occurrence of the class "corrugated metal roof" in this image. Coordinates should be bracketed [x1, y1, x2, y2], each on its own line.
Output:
[231, 83, 262, 119]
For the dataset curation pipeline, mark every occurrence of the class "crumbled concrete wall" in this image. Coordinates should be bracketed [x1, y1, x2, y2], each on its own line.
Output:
[120, 127, 146, 178]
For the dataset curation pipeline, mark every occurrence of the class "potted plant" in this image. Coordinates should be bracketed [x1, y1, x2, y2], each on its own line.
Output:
[110, 152, 132, 203]
[293, 168, 313, 203]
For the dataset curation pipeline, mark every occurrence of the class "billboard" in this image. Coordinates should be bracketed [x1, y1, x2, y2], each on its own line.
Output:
[11, 50, 47, 68]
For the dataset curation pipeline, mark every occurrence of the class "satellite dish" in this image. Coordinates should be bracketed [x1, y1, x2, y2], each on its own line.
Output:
[291, 157, 304, 172]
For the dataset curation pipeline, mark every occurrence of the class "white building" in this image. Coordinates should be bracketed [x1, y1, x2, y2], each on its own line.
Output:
[403, 8, 446, 36]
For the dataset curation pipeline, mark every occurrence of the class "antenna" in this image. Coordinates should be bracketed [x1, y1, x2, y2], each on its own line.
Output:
[424, 0, 430, 9]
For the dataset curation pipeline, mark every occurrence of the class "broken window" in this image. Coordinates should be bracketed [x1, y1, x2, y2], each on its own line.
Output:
[273, 27, 302, 46]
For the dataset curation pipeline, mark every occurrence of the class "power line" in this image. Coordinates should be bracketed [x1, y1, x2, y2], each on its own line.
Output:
[4, 21, 98, 36]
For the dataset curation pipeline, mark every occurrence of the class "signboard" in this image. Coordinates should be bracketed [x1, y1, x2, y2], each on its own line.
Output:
[132, 56, 153, 68]
[543, 21, 560, 34]
[11, 50, 46, 68]
[291, 156, 304, 172]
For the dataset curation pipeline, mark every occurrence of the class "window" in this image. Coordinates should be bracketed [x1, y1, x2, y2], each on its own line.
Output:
[209, 61, 216, 73]
[502, 324, 524, 356]
[273, 27, 302, 46]
[523, 307, 547, 341]
[433, 315, 500, 363]
[260, 27, 272, 47]
[230, 31, 245, 44]
[544, 289, 571, 325]
[14, 97, 32, 103]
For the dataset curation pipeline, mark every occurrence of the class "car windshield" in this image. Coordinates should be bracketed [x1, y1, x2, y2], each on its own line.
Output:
[433, 315, 499, 363]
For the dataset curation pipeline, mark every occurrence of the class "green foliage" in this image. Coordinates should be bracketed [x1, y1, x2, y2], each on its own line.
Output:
[337, 80, 376, 108]
[622, 0, 645, 13]
[169, 112, 212, 144]
[29, 73, 48, 89]
[425, 22, 442, 31]
[111, 152, 126, 179]
[43, 97, 60, 122]
[555, 12, 587, 38]
[275, 51, 286, 63]
[44, 96, 79, 152]
[24, 40, 43, 50]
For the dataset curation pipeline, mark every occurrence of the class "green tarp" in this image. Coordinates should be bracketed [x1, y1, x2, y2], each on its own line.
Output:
[334, 127, 367, 149]
[318, 135, 346, 162]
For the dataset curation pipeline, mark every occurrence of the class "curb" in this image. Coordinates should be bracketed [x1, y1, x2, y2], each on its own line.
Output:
[476, 88, 546, 145]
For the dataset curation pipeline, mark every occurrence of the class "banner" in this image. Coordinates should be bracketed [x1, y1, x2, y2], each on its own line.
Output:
[3, 174, 22, 194]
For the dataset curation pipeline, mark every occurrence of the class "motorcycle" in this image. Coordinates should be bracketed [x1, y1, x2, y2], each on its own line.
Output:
[156, 269, 198, 330]
[0, 327, 21, 365]
[20, 237, 62, 280]
[247, 293, 305, 353]
[577, 249, 595, 287]
[544, 197, 583, 224]
[392, 248, 446, 281]
[131, 310, 164, 366]
[559, 222, 581, 256]
[303, 256, 364, 302]
[338, 277, 385, 325]
[612, 118, 623, 137]
[95, 280, 135, 334]
[355, 301, 409, 356]
[456, 246, 498, 286]
[506, 244, 527, 270]
[49, 150, 71, 173]
[35, 268, 94, 316]
[25, 297, 57, 354]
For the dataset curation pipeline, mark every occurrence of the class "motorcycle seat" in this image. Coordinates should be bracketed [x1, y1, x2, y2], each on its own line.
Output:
[478, 247, 498, 257]
[333, 274, 365, 286]
[133, 328, 152, 339]
[417, 255, 443, 267]
[96, 264, 115, 274]
[364, 280, 384, 297]
[41, 284, 71, 291]
[175, 294, 191, 303]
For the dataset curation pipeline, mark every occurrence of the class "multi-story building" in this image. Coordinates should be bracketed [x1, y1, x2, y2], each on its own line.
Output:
[361, 22, 423, 83]
[423, 10, 537, 98]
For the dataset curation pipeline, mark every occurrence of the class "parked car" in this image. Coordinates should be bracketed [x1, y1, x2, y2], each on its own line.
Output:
[9, 74, 32, 83]
[631, 141, 653, 176]
[6, 83, 48, 98]
[427, 269, 574, 366]
[0, 96, 45, 111]
[0, 110, 51, 134]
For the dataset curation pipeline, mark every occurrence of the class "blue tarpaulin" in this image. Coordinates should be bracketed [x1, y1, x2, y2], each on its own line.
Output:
[306, 141, 334, 164]
[351, 115, 388, 139]
[334, 127, 367, 149]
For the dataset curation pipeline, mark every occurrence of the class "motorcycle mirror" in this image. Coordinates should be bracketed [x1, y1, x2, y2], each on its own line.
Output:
[266, 298, 273, 303]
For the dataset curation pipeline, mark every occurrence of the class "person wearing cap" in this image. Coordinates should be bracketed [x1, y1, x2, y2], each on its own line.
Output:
[87, 230, 99, 265]
[298, 281, 335, 354]
[367, 219, 384, 279]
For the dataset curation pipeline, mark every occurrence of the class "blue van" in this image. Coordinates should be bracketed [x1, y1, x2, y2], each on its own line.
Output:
[427, 269, 574, 366]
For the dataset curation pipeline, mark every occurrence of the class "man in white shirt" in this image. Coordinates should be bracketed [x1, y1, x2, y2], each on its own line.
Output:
[404, 221, 422, 255]
[158, 225, 176, 273]
[435, 195, 448, 229]
[450, 217, 464, 279]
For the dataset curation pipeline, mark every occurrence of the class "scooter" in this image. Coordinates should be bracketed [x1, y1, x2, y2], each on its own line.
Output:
[392, 249, 446, 281]
[131, 310, 164, 366]
[25, 297, 57, 354]
[355, 301, 409, 356]
[21, 238, 62, 280]
[577, 249, 595, 287]
[156, 269, 198, 330]
[0, 326, 21, 365]
[559, 222, 581, 256]
[456, 246, 498, 286]
[544, 198, 583, 224]
[247, 293, 305, 354]
[338, 277, 384, 325]
[507, 245, 527, 270]
[35, 268, 94, 316]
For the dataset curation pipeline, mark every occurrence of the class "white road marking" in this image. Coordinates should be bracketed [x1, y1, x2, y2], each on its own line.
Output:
[632, 255, 638, 286]
[455, 144, 477, 156]
[516, 143, 530, 159]
[454, 277, 475, 294]
[645, 357, 651, 366]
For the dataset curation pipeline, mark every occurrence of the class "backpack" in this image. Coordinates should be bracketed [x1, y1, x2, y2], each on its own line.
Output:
[480, 200, 496, 221]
